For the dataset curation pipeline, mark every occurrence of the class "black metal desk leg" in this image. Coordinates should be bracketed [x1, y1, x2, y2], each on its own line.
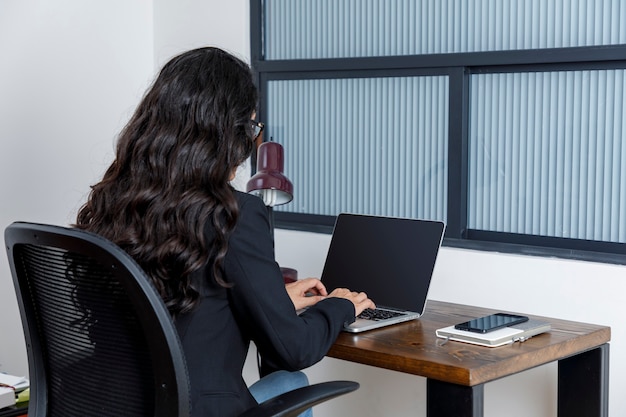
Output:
[558, 343, 610, 417]
[427, 379, 484, 417]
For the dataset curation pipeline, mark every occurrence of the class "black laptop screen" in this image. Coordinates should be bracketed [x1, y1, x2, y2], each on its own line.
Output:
[320, 214, 445, 313]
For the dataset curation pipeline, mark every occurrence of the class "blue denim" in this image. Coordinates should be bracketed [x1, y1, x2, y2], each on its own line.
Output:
[248, 370, 313, 417]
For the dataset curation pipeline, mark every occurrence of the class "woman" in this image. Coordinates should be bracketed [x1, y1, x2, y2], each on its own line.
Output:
[75, 47, 375, 417]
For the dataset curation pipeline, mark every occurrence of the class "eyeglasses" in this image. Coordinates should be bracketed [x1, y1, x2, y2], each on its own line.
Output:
[250, 120, 265, 139]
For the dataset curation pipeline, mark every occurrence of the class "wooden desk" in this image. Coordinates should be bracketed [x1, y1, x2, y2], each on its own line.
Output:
[327, 300, 610, 417]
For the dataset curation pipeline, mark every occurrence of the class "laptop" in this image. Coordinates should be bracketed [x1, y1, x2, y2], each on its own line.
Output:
[321, 213, 445, 333]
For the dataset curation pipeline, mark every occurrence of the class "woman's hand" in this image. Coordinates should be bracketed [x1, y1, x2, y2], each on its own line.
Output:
[327, 288, 376, 317]
[285, 278, 328, 311]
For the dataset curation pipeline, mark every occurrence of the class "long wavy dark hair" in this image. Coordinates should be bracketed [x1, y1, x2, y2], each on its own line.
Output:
[76, 47, 257, 317]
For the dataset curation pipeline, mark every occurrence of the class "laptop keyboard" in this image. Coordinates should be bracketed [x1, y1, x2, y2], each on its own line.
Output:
[358, 308, 404, 321]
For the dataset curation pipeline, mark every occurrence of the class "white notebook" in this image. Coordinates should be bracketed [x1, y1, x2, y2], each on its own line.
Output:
[436, 319, 551, 347]
[0, 386, 16, 409]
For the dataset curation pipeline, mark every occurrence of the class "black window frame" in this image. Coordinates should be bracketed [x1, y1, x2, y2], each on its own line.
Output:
[249, 0, 626, 265]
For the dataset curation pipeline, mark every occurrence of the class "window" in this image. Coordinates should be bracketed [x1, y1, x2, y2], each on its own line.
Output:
[250, 0, 626, 264]
[266, 75, 448, 221]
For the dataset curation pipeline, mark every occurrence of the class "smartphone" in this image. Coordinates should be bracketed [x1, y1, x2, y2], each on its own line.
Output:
[454, 313, 529, 333]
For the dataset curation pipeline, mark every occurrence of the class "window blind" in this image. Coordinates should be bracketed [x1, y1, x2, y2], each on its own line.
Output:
[264, 0, 626, 60]
[469, 70, 626, 243]
[266, 76, 448, 221]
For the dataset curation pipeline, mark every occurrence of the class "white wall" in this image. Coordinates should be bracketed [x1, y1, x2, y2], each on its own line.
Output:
[153, 0, 250, 68]
[0, 0, 153, 376]
[1, 1, 623, 417]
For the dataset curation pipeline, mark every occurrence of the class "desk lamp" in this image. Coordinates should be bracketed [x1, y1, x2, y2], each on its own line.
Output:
[246, 140, 293, 209]
[246, 139, 297, 283]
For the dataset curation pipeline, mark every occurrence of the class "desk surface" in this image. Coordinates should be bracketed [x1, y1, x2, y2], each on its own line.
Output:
[327, 300, 611, 386]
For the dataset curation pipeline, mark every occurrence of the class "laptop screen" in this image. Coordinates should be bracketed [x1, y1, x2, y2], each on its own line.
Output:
[321, 214, 445, 313]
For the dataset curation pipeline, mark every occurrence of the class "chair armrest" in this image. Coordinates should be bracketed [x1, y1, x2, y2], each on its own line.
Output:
[238, 380, 359, 417]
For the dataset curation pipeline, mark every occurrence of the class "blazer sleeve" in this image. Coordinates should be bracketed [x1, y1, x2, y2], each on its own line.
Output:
[225, 193, 355, 371]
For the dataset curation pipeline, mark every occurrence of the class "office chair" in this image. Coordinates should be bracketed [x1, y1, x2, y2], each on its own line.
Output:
[4, 222, 358, 417]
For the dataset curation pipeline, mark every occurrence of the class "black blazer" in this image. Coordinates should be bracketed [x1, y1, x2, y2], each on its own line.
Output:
[175, 191, 355, 417]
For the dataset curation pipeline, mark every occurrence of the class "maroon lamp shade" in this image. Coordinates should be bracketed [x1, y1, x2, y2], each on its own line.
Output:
[246, 141, 294, 207]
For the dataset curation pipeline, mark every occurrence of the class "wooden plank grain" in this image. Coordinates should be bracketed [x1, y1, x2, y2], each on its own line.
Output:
[327, 300, 610, 386]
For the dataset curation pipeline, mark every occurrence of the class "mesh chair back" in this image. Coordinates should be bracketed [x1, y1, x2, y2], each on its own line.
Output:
[5, 222, 190, 417]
